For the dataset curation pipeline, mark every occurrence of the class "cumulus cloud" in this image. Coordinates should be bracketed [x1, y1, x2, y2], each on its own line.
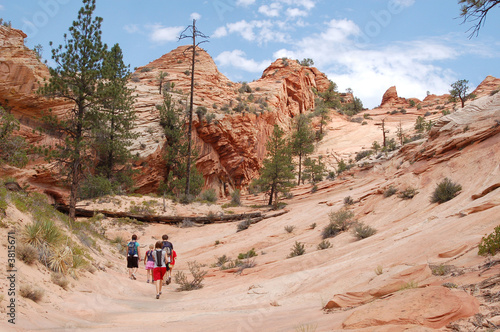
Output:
[224, 20, 288, 44]
[149, 24, 184, 43]
[286, 8, 308, 18]
[236, 0, 256, 6]
[392, 0, 415, 8]
[259, 3, 282, 17]
[124, 24, 139, 34]
[215, 50, 272, 73]
[212, 26, 228, 38]
[273, 19, 459, 108]
[190, 12, 201, 21]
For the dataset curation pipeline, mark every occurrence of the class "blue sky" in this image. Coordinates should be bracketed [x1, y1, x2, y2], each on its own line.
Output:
[1, 0, 499, 108]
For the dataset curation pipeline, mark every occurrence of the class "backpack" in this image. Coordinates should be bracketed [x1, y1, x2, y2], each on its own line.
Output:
[147, 250, 154, 261]
[162, 241, 172, 256]
[155, 250, 163, 266]
[127, 241, 137, 256]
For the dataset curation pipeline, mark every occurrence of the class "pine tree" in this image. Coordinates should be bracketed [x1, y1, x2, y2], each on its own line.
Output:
[93, 43, 137, 183]
[256, 125, 295, 206]
[0, 106, 28, 167]
[157, 93, 203, 199]
[291, 114, 315, 185]
[38, 0, 106, 221]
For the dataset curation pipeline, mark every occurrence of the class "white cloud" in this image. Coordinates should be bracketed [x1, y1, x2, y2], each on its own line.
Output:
[273, 19, 459, 108]
[236, 0, 256, 6]
[224, 20, 288, 44]
[149, 24, 184, 43]
[124, 24, 139, 34]
[215, 50, 272, 73]
[190, 12, 201, 21]
[286, 8, 308, 18]
[258, 3, 282, 17]
[392, 0, 415, 8]
[278, 0, 316, 10]
[213, 26, 228, 38]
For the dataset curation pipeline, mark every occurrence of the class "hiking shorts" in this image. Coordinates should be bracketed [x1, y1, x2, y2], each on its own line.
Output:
[153, 267, 167, 280]
[127, 256, 139, 268]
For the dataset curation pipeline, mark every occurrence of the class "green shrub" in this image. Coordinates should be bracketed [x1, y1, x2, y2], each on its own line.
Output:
[284, 225, 295, 233]
[352, 223, 377, 240]
[322, 208, 355, 239]
[22, 219, 63, 248]
[17, 243, 38, 265]
[78, 175, 113, 199]
[19, 284, 44, 302]
[478, 226, 500, 256]
[398, 187, 418, 200]
[383, 186, 398, 198]
[355, 150, 373, 161]
[237, 248, 257, 260]
[317, 240, 332, 250]
[430, 178, 462, 203]
[343, 196, 354, 205]
[287, 241, 305, 258]
[140, 67, 152, 72]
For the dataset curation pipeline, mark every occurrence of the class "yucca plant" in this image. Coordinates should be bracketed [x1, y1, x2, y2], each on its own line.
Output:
[48, 246, 73, 274]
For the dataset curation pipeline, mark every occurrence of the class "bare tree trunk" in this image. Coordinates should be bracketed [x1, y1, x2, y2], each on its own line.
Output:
[185, 19, 196, 197]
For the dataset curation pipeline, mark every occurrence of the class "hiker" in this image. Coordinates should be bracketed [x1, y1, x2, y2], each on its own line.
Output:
[161, 234, 174, 285]
[153, 241, 168, 299]
[169, 249, 177, 278]
[127, 234, 140, 280]
[144, 244, 155, 283]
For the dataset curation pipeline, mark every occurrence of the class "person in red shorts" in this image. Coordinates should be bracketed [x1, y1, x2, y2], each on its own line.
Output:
[152, 241, 168, 299]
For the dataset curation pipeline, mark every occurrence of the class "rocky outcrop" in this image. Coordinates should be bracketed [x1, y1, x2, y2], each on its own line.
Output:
[472, 75, 500, 98]
[379, 86, 419, 109]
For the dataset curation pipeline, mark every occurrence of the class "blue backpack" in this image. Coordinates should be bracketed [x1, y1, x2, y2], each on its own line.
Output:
[127, 241, 137, 256]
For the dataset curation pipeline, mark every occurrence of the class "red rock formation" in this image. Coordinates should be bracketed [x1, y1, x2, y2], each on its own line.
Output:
[472, 75, 500, 98]
[379, 86, 417, 109]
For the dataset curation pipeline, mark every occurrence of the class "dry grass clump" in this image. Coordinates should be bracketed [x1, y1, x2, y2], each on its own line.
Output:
[284, 225, 295, 233]
[383, 186, 398, 198]
[19, 284, 44, 302]
[317, 240, 332, 250]
[174, 261, 207, 291]
[51, 272, 69, 290]
[398, 187, 418, 200]
[352, 222, 377, 240]
[17, 243, 38, 265]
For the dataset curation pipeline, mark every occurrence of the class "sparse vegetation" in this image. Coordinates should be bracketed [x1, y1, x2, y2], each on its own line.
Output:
[238, 248, 257, 260]
[317, 240, 332, 250]
[383, 186, 398, 198]
[430, 178, 462, 203]
[19, 284, 44, 302]
[51, 272, 70, 290]
[288, 241, 306, 258]
[398, 187, 418, 200]
[352, 222, 377, 240]
[343, 196, 354, 205]
[199, 188, 217, 203]
[17, 243, 38, 265]
[285, 225, 295, 233]
[174, 261, 207, 291]
[478, 225, 500, 256]
[231, 189, 241, 206]
[399, 281, 419, 291]
[322, 208, 355, 239]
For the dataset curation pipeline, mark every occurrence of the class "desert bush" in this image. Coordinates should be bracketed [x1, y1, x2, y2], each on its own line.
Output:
[430, 264, 451, 276]
[199, 188, 217, 203]
[180, 218, 195, 228]
[478, 225, 500, 256]
[343, 196, 354, 205]
[51, 272, 69, 290]
[317, 240, 332, 250]
[355, 150, 373, 161]
[236, 257, 256, 274]
[230, 189, 241, 206]
[237, 218, 252, 232]
[213, 255, 230, 268]
[399, 281, 418, 291]
[174, 261, 207, 291]
[430, 178, 462, 203]
[284, 225, 295, 233]
[238, 248, 257, 260]
[205, 112, 216, 124]
[17, 243, 38, 265]
[310, 222, 317, 229]
[398, 187, 418, 200]
[140, 67, 152, 72]
[383, 186, 398, 198]
[288, 241, 306, 258]
[322, 208, 355, 239]
[352, 223, 377, 240]
[19, 284, 44, 302]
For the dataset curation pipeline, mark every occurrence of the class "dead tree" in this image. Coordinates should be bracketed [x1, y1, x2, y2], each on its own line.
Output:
[178, 19, 209, 197]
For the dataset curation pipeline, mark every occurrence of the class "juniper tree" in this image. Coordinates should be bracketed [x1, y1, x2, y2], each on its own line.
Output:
[92, 43, 137, 185]
[38, 0, 106, 221]
[0, 106, 28, 167]
[291, 114, 315, 185]
[255, 125, 295, 206]
[449, 79, 471, 108]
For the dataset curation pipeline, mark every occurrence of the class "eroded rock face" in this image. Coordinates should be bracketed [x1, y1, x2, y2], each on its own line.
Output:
[379, 86, 418, 109]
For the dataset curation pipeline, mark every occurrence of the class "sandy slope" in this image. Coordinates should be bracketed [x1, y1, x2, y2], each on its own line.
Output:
[2, 94, 500, 331]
